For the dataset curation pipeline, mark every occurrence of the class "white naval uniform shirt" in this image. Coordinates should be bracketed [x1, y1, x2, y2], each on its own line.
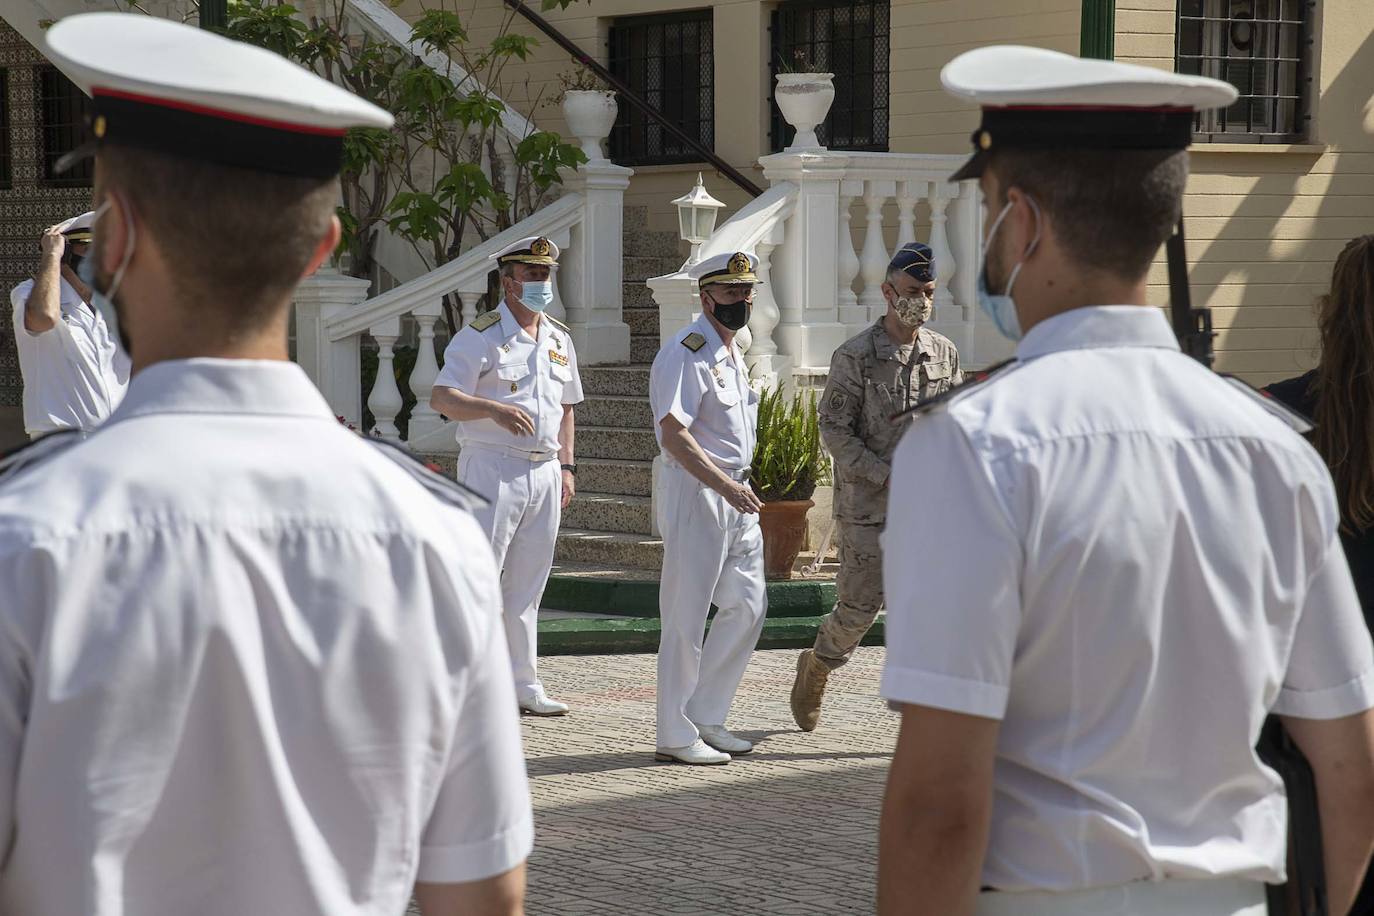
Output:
[650, 315, 758, 471]
[434, 302, 584, 455]
[10, 276, 129, 435]
[0, 359, 533, 916]
[881, 306, 1374, 893]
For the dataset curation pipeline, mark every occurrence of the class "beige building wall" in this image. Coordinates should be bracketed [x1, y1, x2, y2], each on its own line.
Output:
[1119, 0, 1374, 385]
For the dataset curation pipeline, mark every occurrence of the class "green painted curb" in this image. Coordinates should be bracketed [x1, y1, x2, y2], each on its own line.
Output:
[543, 575, 837, 620]
[538, 614, 883, 656]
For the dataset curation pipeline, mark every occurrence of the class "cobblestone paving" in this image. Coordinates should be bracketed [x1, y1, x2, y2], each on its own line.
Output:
[519, 647, 895, 915]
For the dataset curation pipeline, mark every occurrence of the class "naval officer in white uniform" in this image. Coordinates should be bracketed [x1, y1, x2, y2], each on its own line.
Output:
[0, 15, 532, 916]
[877, 46, 1374, 916]
[10, 210, 128, 437]
[649, 251, 766, 765]
[432, 236, 584, 716]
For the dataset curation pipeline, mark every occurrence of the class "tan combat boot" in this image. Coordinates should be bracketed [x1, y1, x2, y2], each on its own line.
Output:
[790, 649, 831, 732]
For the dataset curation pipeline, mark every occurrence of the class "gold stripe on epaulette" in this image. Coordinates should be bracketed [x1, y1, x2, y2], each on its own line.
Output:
[682, 332, 706, 352]
[468, 310, 502, 332]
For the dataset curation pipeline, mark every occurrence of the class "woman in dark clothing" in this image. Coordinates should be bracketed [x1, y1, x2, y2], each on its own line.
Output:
[1265, 234, 1374, 916]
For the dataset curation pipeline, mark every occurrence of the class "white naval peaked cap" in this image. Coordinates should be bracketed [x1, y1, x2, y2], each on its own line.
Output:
[56, 210, 97, 243]
[43, 12, 394, 180]
[941, 45, 1238, 181]
[689, 251, 762, 285]
[491, 236, 561, 267]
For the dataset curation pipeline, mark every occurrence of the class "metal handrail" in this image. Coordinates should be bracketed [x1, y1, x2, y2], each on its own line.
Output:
[503, 0, 764, 199]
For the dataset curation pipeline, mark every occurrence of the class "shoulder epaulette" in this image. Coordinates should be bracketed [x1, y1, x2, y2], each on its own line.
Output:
[467, 309, 502, 332]
[544, 314, 570, 335]
[365, 438, 489, 513]
[682, 332, 706, 352]
[0, 429, 82, 486]
[1219, 373, 1314, 435]
[889, 358, 1018, 424]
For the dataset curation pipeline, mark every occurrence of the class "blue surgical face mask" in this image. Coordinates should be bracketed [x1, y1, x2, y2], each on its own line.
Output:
[975, 196, 1041, 341]
[77, 198, 135, 350]
[519, 279, 554, 313]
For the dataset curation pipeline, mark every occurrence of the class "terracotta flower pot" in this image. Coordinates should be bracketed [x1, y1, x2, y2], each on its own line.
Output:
[759, 499, 815, 580]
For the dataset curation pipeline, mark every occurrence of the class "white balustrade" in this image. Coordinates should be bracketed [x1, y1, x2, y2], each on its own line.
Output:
[406, 302, 445, 441]
[367, 317, 404, 440]
[836, 180, 863, 326]
[927, 184, 961, 322]
[897, 180, 919, 246]
[857, 179, 894, 323]
[744, 220, 793, 393]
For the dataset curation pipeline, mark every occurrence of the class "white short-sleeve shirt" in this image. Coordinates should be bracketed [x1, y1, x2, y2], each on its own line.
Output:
[649, 316, 758, 471]
[881, 306, 1374, 892]
[10, 277, 129, 435]
[0, 359, 532, 916]
[434, 303, 583, 454]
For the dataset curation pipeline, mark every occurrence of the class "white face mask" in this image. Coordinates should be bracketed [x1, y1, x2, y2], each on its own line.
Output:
[518, 280, 554, 313]
[77, 197, 136, 352]
[975, 195, 1041, 341]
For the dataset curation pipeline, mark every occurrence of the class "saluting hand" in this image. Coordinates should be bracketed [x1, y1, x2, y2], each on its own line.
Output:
[724, 480, 763, 515]
[489, 402, 536, 437]
[39, 226, 66, 262]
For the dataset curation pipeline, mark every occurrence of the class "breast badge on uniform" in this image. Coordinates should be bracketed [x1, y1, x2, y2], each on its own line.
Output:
[682, 332, 706, 352]
[549, 349, 569, 367]
[710, 365, 726, 388]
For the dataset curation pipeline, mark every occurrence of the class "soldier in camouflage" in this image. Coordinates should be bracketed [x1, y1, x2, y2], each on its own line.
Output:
[790, 242, 962, 732]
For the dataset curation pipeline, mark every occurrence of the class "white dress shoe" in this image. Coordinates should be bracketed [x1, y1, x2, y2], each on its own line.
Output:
[654, 739, 731, 765]
[695, 724, 753, 755]
[518, 688, 569, 717]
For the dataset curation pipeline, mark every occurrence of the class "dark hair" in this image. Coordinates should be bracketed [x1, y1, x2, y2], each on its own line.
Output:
[986, 148, 1188, 280]
[1313, 235, 1374, 532]
[99, 146, 337, 331]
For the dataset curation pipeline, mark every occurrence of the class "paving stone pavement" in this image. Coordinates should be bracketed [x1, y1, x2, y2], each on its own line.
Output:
[410, 647, 897, 915]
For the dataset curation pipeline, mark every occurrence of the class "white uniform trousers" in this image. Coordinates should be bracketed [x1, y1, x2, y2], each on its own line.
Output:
[976, 879, 1267, 915]
[458, 445, 562, 701]
[655, 462, 768, 748]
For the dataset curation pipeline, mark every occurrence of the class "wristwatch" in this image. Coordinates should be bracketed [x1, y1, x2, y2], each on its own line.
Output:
[561, 463, 577, 475]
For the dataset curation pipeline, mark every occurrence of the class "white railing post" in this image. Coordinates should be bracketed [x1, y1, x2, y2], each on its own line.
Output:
[407, 301, 445, 441]
[744, 222, 793, 394]
[367, 316, 404, 440]
[858, 179, 895, 325]
[928, 183, 957, 320]
[897, 180, 919, 246]
[294, 265, 372, 426]
[559, 160, 633, 365]
[836, 179, 864, 328]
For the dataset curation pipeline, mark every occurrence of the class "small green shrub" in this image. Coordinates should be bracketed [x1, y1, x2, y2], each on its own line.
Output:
[750, 385, 824, 503]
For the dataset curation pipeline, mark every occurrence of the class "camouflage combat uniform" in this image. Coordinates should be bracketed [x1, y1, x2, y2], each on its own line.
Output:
[813, 319, 962, 668]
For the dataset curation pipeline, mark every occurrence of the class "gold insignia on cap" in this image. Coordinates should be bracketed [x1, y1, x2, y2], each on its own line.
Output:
[531, 237, 551, 257]
[94, 115, 107, 139]
[728, 252, 751, 275]
[978, 130, 992, 150]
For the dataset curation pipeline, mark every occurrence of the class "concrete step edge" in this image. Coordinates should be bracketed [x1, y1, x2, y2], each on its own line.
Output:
[537, 613, 883, 656]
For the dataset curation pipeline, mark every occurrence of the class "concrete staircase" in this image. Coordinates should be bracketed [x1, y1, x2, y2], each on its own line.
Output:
[554, 207, 678, 572]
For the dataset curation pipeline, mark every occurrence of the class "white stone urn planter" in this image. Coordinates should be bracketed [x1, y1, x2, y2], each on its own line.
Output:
[775, 72, 835, 151]
[561, 89, 618, 162]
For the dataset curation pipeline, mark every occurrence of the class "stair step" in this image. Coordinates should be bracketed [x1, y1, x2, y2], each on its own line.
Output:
[622, 283, 659, 309]
[562, 492, 652, 536]
[624, 255, 680, 283]
[630, 336, 661, 363]
[576, 456, 653, 497]
[622, 230, 682, 261]
[624, 306, 659, 337]
[536, 613, 883, 656]
[623, 205, 648, 232]
[577, 394, 654, 429]
[578, 424, 658, 461]
[580, 364, 651, 397]
[555, 529, 664, 570]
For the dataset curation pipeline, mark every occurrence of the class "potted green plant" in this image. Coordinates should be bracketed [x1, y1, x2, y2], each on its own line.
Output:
[751, 385, 825, 580]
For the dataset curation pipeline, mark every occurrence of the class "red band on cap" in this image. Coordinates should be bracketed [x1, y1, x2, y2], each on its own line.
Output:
[92, 88, 349, 137]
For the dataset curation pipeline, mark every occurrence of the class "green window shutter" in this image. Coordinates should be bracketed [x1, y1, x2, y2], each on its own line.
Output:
[1080, 0, 1116, 59]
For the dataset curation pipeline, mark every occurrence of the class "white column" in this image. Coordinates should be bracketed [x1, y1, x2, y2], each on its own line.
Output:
[896, 180, 920, 246]
[292, 265, 372, 427]
[744, 227, 793, 393]
[367, 316, 404, 440]
[647, 274, 699, 347]
[836, 179, 864, 328]
[928, 183, 958, 320]
[406, 301, 445, 442]
[858, 179, 895, 325]
[558, 161, 634, 365]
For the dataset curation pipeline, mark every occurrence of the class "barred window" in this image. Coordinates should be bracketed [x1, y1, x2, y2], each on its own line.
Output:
[769, 0, 890, 153]
[0, 70, 11, 190]
[37, 65, 93, 186]
[608, 10, 714, 167]
[1176, 0, 1313, 141]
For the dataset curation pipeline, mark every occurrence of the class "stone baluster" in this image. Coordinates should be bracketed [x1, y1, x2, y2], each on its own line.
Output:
[745, 228, 792, 393]
[367, 316, 404, 440]
[858, 179, 896, 324]
[927, 182, 960, 320]
[455, 285, 489, 329]
[896, 180, 920, 246]
[836, 179, 864, 327]
[406, 301, 445, 442]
